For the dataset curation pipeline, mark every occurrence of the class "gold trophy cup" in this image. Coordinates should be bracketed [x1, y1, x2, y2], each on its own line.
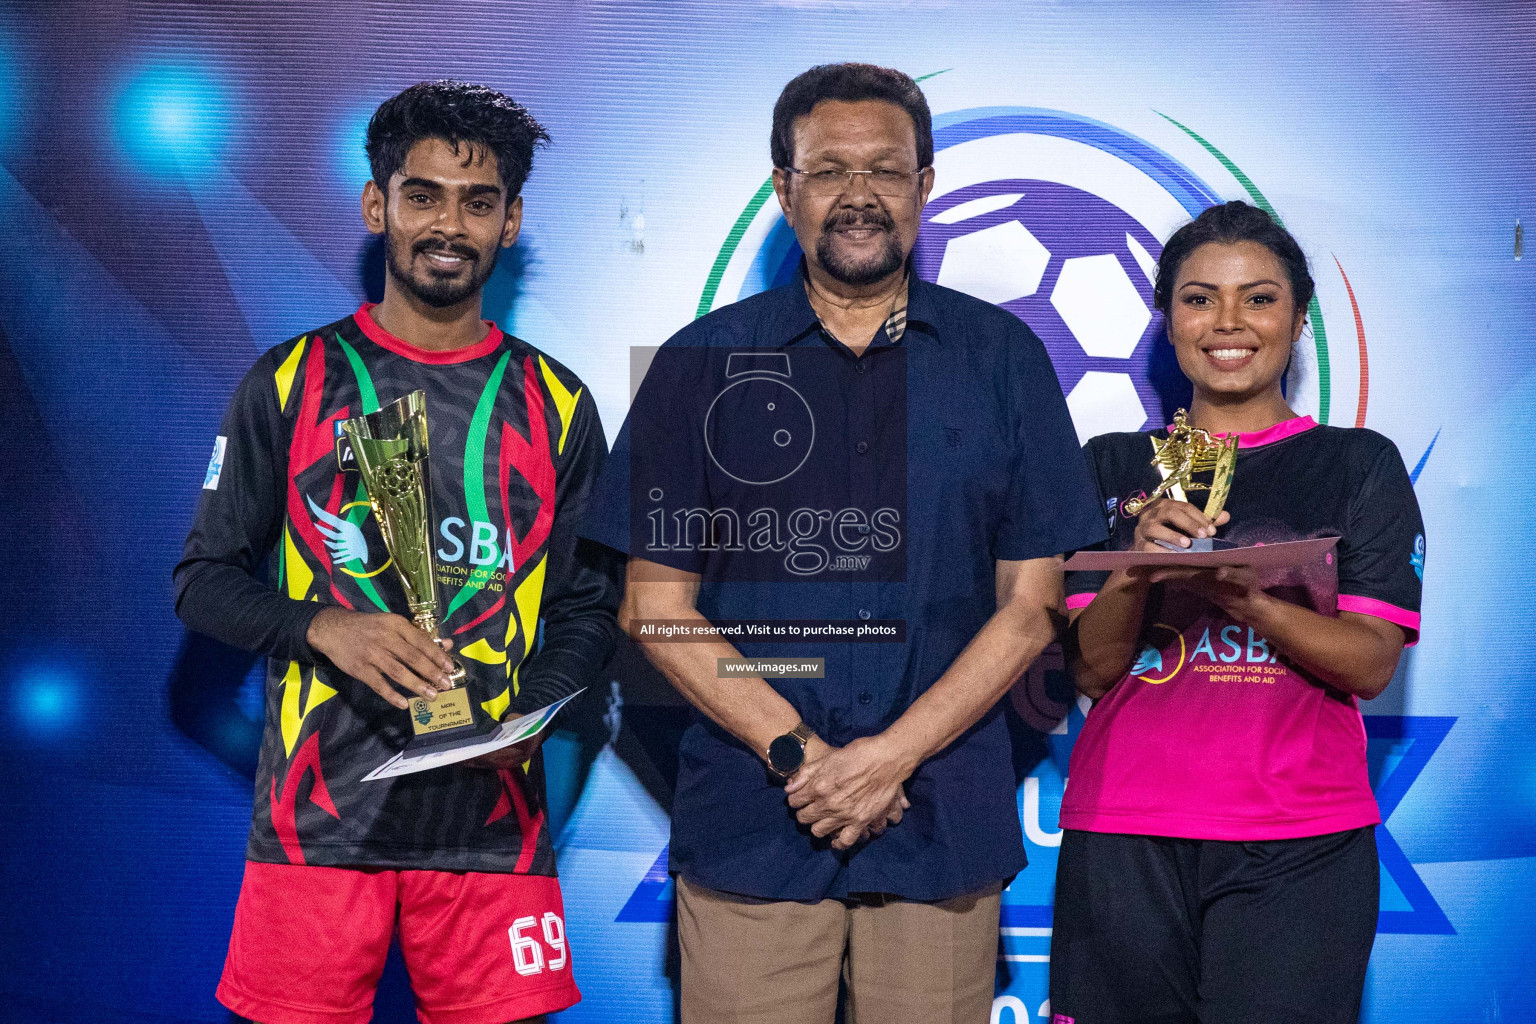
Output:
[342, 391, 498, 754]
[1121, 409, 1238, 543]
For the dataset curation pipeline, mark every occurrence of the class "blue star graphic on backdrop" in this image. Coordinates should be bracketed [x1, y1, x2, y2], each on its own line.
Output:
[1366, 714, 1455, 934]
[615, 714, 1456, 934]
[616, 849, 673, 923]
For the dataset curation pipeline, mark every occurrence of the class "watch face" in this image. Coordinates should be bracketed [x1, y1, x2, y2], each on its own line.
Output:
[768, 733, 806, 776]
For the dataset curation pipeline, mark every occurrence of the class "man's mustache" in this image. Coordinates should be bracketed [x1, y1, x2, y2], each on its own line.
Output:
[822, 209, 895, 233]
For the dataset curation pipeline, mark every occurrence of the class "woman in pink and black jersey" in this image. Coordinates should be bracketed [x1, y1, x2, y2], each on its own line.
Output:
[1049, 201, 1424, 1024]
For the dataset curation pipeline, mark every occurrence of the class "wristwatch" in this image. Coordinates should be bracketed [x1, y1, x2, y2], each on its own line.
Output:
[767, 722, 817, 780]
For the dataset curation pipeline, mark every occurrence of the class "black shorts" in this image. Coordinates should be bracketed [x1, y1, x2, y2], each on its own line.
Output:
[1049, 827, 1379, 1024]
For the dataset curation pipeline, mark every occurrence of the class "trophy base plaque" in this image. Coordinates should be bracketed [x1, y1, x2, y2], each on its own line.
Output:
[404, 689, 501, 757]
[1156, 537, 1215, 553]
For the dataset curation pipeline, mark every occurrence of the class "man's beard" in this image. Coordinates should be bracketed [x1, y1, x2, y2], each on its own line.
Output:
[384, 231, 500, 308]
[814, 208, 905, 287]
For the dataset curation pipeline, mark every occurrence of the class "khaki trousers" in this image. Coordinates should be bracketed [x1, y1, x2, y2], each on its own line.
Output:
[676, 874, 1001, 1024]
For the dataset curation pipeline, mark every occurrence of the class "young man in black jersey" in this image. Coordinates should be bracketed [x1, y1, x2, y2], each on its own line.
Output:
[174, 81, 619, 1024]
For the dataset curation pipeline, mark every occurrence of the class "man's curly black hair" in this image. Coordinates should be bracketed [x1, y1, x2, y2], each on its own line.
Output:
[771, 63, 932, 170]
[365, 80, 551, 199]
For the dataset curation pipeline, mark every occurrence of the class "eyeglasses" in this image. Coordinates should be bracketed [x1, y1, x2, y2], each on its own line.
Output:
[782, 167, 925, 197]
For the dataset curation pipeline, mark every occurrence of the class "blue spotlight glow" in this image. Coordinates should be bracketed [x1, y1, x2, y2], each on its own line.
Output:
[0, 28, 21, 155]
[10, 662, 81, 739]
[334, 103, 376, 193]
[115, 62, 232, 178]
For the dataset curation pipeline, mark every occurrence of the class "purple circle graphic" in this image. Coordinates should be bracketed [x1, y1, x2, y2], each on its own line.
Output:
[912, 179, 1181, 427]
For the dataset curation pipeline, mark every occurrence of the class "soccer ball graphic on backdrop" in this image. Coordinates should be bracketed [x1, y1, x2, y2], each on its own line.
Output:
[913, 178, 1166, 443]
[699, 108, 1231, 444]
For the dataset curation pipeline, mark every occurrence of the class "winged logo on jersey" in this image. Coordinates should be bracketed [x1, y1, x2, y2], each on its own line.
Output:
[307, 495, 370, 566]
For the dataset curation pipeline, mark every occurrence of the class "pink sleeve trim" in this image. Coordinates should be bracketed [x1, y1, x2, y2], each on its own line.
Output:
[1338, 594, 1420, 647]
[1065, 592, 1097, 610]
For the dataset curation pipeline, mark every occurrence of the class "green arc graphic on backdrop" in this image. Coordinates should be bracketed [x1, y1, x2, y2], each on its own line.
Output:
[696, 105, 1335, 425]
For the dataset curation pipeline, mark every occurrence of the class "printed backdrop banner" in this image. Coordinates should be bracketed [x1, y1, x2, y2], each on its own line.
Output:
[1, 2, 1533, 1022]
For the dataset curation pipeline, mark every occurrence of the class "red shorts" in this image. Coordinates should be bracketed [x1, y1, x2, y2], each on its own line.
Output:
[217, 861, 580, 1024]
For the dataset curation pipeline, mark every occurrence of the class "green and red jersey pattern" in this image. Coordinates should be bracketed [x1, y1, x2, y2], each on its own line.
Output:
[177, 305, 617, 874]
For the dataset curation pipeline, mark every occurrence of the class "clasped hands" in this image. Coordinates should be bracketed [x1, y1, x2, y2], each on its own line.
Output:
[783, 734, 915, 852]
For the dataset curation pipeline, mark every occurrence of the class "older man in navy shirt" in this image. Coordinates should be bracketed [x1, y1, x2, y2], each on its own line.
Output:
[584, 63, 1105, 1024]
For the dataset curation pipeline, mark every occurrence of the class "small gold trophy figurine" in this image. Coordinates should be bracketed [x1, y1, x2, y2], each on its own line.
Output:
[1120, 409, 1239, 527]
[342, 391, 497, 754]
